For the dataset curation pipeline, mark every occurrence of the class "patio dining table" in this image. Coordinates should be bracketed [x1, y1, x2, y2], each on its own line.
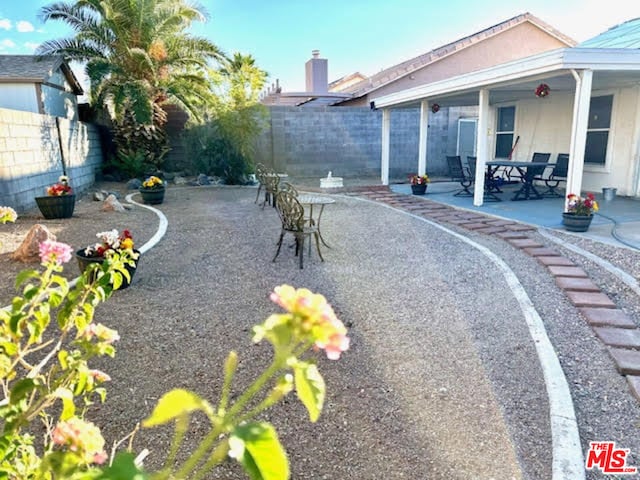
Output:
[297, 194, 335, 247]
[486, 160, 550, 201]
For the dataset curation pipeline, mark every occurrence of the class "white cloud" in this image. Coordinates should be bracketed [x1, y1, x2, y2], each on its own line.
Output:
[1, 39, 16, 48]
[16, 21, 34, 33]
[0, 19, 11, 30]
[24, 42, 39, 51]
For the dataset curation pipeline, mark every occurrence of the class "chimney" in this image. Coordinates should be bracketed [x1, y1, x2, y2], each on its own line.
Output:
[305, 50, 328, 94]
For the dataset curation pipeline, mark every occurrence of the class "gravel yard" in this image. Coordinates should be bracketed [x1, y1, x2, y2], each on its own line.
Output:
[2, 184, 640, 479]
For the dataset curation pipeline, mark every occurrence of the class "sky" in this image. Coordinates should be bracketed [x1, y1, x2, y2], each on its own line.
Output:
[1, 0, 638, 93]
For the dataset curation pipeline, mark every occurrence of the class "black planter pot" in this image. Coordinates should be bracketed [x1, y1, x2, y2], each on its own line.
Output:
[75, 249, 140, 289]
[562, 212, 593, 232]
[139, 187, 165, 205]
[35, 195, 76, 219]
[411, 184, 428, 195]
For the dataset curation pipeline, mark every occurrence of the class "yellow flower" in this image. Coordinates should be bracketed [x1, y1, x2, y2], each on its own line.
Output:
[120, 238, 134, 250]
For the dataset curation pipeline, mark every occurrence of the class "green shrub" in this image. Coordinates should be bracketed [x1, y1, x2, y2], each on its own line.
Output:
[181, 123, 252, 184]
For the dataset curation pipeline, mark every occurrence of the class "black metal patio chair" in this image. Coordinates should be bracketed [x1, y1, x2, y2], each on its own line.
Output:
[273, 191, 323, 269]
[540, 153, 569, 197]
[446, 155, 473, 197]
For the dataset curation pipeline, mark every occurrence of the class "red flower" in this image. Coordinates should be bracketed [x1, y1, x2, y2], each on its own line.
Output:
[535, 83, 550, 98]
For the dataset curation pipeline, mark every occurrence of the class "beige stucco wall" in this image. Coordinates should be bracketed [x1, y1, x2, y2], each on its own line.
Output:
[364, 22, 569, 102]
[490, 86, 640, 197]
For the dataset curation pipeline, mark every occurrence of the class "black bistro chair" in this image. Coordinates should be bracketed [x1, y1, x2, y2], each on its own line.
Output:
[273, 191, 323, 269]
[467, 155, 502, 202]
[527, 152, 551, 180]
[541, 153, 569, 197]
[446, 155, 473, 197]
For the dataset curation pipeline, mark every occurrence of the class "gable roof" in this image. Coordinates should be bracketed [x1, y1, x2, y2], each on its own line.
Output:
[577, 17, 640, 48]
[0, 55, 83, 95]
[339, 12, 575, 99]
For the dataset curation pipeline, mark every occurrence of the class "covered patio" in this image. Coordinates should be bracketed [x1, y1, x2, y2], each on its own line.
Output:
[373, 45, 640, 207]
[390, 180, 640, 250]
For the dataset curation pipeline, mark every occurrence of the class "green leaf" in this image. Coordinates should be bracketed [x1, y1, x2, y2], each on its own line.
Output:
[14, 270, 39, 289]
[229, 422, 289, 480]
[9, 379, 36, 404]
[52, 388, 75, 420]
[142, 389, 213, 427]
[96, 452, 147, 480]
[293, 362, 325, 422]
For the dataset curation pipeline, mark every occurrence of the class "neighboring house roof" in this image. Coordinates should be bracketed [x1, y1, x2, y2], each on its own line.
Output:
[577, 17, 640, 48]
[340, 12, 576, 100]
[329, 72, 368, 92]
[0, 55, 83, 95]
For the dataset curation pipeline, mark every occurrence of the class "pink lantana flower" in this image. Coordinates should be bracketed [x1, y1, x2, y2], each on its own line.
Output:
[79, 323, 120, 344]
[268, 285, 350, 360]
[39, 240, 73, 265]
[88, 369, 111, 383]
[51, 417, 107, 464]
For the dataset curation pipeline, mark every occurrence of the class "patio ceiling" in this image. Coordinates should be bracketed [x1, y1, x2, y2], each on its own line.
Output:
[371, 48, 640, 109]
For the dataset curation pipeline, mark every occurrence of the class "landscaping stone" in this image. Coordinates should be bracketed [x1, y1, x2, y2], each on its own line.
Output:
[580, 308, 637, 329]
[102, 194, 126, 212]
[507, 238, 543, 248]
[197, 173, 211, 185]
[127, 179, 142, 190]
[627, 376, 640, 402]
[547, 266, 588, 278]
[537, 256, 574, 267]
[555, 277, 600, 291]
[593, 327, 640, 349]
[565, 291, 616, 308]
[608, 348, 640, 375]
[523, 247, 560, 257]
[11, 224, 56, 263]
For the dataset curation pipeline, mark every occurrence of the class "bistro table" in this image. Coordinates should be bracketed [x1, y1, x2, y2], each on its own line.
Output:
[296, 194, 335, 247]
[486, 160, 551, 201]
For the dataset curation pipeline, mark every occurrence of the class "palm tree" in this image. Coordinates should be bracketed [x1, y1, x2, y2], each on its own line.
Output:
[37, 0, 226, 126]
[218, 52, 268, 108]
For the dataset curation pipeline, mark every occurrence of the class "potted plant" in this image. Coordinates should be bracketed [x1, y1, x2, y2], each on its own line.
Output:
[75, 229, 140, 289]
[139, 175, 166, 204]
[562, 193, 599, 232]
[409, 173, 430, 195]
[35, 175, 76, 219]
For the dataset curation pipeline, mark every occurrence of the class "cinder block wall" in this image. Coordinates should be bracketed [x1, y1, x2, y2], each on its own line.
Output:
[253, 105, 478, 179]
[0, 108, 103, 212]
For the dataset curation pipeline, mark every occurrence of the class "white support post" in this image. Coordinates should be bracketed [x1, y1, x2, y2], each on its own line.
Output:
[381, 108, 390, 185]
[418, 100, 429, 176]
[566, 69, 593, 209]
[474, 89, 490, 206]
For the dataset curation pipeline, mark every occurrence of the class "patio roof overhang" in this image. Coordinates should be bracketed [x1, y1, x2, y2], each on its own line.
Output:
[371, 47, 640, 109]
[372, 47, 640, 206]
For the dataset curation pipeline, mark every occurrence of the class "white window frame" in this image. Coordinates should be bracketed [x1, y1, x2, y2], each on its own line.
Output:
[494, 105, 516, 159]
[584, 91, 615, 174]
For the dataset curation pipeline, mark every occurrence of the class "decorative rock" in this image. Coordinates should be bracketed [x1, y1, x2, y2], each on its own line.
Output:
[102, 194, 126, 212]
[174, 176, 187, 185]
[197, 173, 211, 185]
[127, 179, 142, 190]
[11, 224, 56, 262]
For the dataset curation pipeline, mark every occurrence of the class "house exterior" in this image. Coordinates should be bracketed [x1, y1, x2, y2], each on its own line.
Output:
[0, 55, 83, 120]
[371, 17, 640, 204]
[257, 13, 576, 177]
[334, 12, 575, 107]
